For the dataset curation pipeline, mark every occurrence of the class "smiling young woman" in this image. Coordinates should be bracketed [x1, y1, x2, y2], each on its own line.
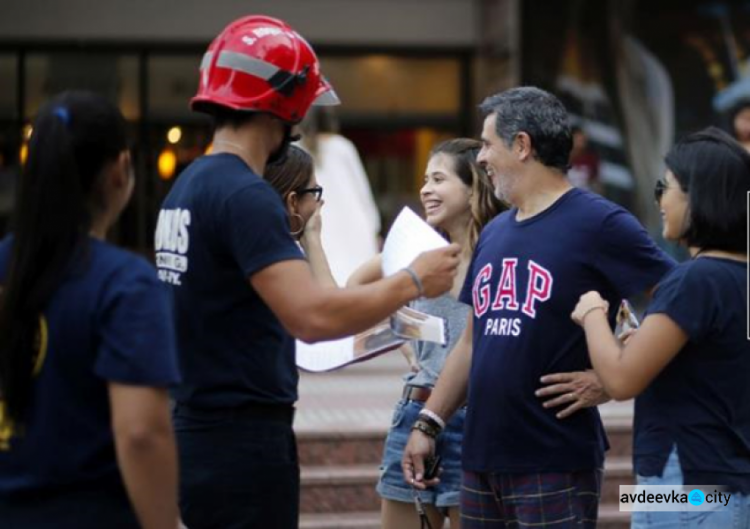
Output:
[572, 126, 750, 529]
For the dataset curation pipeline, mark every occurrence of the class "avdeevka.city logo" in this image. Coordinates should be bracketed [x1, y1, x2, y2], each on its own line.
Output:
[688, 489, 705, 506]
[619, 485, 731, 512]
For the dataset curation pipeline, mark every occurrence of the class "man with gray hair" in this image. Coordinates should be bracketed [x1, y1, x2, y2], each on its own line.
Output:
[403, 87, 674, 527]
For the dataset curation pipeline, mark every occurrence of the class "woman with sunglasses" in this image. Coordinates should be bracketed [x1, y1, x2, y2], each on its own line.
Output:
[572, 127, 750, 528]
[264, 145, 337, 287]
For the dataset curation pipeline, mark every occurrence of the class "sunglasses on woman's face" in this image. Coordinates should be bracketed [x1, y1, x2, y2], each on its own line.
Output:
[297, 185, 323, 202]
[654, 179, 667, 203]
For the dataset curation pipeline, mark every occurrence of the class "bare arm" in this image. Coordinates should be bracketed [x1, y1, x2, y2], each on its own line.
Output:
[572, 291, 687, 400]
[109, 383, 178, 529]
[421, 314, 472, 423]
[300, 203, 338, 288]
[346, 255, 383, 286]
[402, 314, 473, 488]
[251, 244, 460, 343]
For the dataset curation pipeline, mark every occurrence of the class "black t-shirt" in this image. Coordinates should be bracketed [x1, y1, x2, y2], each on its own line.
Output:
[636, 257, 750, 493]
[0, 237, 179, 494]
[459, 189, 674, 472]
[156, 154, 304, 409]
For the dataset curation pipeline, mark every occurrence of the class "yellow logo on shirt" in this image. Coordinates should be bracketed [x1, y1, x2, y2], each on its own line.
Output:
[0, 315, 48, 451]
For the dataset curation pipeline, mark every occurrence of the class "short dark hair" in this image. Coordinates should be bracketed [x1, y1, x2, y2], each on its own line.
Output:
[195, 102, 259, 130]
[479, 87, 572, 172]
[664, 126, 750, 253]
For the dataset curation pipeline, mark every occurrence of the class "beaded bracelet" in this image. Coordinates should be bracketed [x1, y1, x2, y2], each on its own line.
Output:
[411, 419, 440, 439]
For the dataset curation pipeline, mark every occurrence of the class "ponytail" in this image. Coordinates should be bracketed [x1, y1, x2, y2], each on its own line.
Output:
[0, 91, 128, 422]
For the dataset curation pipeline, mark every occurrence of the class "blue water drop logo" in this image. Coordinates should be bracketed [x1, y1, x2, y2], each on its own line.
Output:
[688, 489, 705, 506]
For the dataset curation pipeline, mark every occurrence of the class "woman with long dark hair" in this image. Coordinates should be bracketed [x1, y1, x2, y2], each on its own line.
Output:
[0, 91, 180, 529]
[572, 127, 750, 527]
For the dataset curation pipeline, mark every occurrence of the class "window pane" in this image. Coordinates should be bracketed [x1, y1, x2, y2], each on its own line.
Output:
[148, 55, 201, 121]
[24, 53, 139, 120]
[320, 56, 460, 116]
[0, 55, 18, 119]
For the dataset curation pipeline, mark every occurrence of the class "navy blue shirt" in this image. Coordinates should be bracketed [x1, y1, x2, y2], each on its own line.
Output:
[156, 154, 304, 409]
[636, 257, 750, 493]
[0, 237, 179, 494]
[459, 188, 674, 473]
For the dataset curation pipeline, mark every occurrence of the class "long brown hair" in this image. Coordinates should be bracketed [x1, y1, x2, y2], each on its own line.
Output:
[430, 138, 504, 251]
[264, 145, 315, 202]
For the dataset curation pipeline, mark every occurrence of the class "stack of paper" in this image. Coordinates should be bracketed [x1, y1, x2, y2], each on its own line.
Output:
[297, 207, 450, 372]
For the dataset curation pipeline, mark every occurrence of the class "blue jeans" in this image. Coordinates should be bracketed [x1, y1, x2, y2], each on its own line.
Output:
[632, 448, 750, 529]
[377, 398, 465, 507]
[173, 405, 299, 529]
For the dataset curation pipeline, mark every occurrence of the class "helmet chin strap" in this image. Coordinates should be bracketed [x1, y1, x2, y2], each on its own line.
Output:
[267, 124, 302, 166]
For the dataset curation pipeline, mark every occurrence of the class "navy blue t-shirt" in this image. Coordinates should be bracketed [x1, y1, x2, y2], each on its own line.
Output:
[459, 188, 675, 473]
[156, 153, 305, 409]
[636, 257, 750, 493]
[0, 237, 179, 495]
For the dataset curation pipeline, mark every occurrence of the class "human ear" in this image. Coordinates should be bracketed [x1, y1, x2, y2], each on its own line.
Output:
[515, 132, 533, 162]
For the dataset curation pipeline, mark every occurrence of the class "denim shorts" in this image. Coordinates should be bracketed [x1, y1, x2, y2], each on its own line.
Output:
[376, 398, 465, 508]
[632, 447, 750, 529]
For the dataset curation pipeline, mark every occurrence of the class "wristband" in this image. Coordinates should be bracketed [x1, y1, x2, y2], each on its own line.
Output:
[402, 266, 425, 297]
[418, 408, 446, 431]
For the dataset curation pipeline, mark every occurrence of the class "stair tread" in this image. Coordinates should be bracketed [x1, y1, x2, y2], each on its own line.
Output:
[300, 511, 381, 529]
[301, 465, 380, 487]
[300, 505, 630, 527]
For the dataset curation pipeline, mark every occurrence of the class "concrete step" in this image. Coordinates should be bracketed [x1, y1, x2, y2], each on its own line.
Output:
[299, 506, 630, 529]
[301, 457, 633, 514]
[301, 465, 380, 513]
[299, 430, 385, 467]
[298, 417, 633, 466]
[603, 456, 634, 504]
[299, 511, 382, 529]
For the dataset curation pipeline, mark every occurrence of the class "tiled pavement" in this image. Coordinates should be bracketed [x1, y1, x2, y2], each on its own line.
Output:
[295, 350, 634, 434]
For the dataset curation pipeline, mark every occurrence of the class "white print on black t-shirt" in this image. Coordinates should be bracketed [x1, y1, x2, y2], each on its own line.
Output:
[484, 317, 522, 336]
[155, 208, 191, 286]
[472, 258, 553, 335]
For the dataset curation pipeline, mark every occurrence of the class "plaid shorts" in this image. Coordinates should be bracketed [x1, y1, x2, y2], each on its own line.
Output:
[460, 469, 602, 528]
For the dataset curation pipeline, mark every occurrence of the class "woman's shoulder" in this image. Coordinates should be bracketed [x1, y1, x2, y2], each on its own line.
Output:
[654, 256, 744, 298]
[90, 240, 160, 284]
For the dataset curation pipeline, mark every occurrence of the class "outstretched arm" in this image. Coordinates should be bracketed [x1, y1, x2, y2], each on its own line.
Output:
[251, 245, 461, 343]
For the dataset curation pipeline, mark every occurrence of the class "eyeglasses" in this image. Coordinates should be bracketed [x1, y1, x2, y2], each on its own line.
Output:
[654, 179, 668, 203]
[297, 185, 323, 202]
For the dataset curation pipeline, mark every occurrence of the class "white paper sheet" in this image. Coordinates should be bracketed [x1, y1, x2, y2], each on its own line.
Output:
[296, 308, 446, 372]
[296, 336, 358, 372]
[381, 207, 448, 277]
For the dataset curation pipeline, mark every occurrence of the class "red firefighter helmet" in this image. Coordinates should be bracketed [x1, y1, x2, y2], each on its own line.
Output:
[191, 15, 339, 124]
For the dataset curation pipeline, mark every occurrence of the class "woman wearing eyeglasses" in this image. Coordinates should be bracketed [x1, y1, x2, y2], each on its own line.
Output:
[264, 145, 337, 287]
[572, 127, 750, 528]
